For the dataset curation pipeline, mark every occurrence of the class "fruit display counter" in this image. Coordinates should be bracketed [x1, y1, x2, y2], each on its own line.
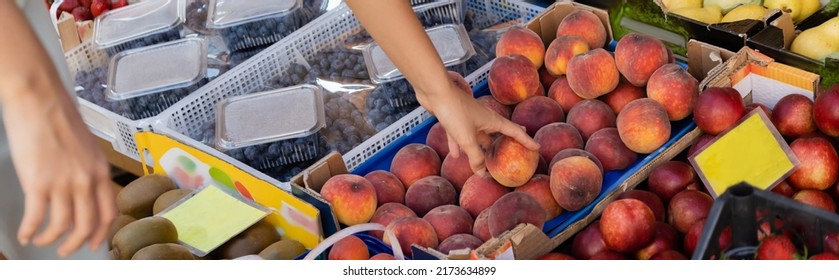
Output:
[62, 0, 839, 262]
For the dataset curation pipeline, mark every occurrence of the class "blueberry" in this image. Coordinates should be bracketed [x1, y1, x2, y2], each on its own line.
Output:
[375, 122, 388, 131]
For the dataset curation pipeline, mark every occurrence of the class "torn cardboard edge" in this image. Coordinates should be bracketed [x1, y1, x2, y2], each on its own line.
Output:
[700, 46, 820, 108]
[687, 39, 736, 82]
[525, 1, 614, 48]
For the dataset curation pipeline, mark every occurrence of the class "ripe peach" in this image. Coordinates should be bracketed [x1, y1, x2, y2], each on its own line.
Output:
[548, 76, 584, 113]
[614, 32, 670, 87]
[423, 205, 474, 242]
[534, 122, 584, 163]
[544, 35, 590, 76]
[567, 99, 617, 142]
[364, 170, 405, 206]
[496, 26, 545, 68]
[472, 209, 492, 242]
[391, 143, 441, 187]
[515, 174, 563, 220]
[477, 95, 513, 119]
[384, 217, 439, 257]
[648, 161, 699, 204]
[405, 176, 457, 216]
[647, 64, 699, 121]
[539, 67, 558, 90]
[485, 136, 540, 187]
[585, 128, 638, 171]
[550, 156, 603, 211]
[616, 98, 671, 154]
[489, 55, 541, 105]
[550, 148, 605, 175]
[556, 10, 608, 49]
[601, 80, 646, 114]
[512, 96, 565, 136]
[370, 203, 417, 240]
[328, 235, 369, 260]
[566, 48, 620, 99]
[426, 123, 449, 159]
[321, 174, 377, 226]
[459, 173, 511, 219]
[488, 192, 546, 237]
[441, 151, 473, 192]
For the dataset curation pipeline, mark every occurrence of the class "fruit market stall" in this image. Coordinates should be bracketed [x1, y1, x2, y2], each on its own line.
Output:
[46, 0, 839, 261]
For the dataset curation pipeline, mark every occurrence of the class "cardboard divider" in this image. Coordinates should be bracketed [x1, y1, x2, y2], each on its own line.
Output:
[745, 3, 839, 88]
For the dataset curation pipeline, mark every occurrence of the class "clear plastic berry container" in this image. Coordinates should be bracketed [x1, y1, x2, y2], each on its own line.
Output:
[363, 24, 475, 84]
[208, 85, 326, 170]
[207, 0, 325, 52]
[104, 38, 209, 120]
[93, 0, 185, 56]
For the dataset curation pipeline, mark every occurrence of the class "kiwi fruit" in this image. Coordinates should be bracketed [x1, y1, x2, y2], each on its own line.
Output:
[107, 215, 137, 249]
[258, 240, 307, 260]
[132, 243, 194, 260]
[214, 220, 280, 259]
[152, 189, 192, 215]
[112, 216, 179, 260]
[117, 174, 177, 219]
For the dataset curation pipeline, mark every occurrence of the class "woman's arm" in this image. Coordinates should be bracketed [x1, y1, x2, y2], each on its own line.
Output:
[0, 0, 116, 258]
[345, 0, 539, 173]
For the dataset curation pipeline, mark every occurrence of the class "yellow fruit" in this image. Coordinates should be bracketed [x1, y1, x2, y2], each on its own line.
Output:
[791, 18, 839, 61]
[796, 0, 821, 23]
[704, 0, 763, 14]
[673, 6, 723, 24]
[721, 4, 768, 23]
[663, 0, 702, 11]
[765, 0, 803, 21]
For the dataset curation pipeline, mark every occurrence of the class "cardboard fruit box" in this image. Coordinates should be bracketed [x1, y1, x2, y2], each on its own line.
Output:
[746, 2, 839, 88]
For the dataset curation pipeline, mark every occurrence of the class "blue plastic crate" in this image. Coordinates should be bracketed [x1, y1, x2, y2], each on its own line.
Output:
[351, 48, 696, 240]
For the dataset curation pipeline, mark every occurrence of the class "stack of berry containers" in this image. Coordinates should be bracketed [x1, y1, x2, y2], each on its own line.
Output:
[104, 38, 210, 120]
[201, 85, 326, 170]
[206, 0, 326, 57]
[92, 0, 185, 56]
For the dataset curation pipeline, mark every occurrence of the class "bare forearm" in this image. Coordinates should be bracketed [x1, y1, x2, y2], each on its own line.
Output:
[345, 0, 456, 108]
[0, 0, 67, 103]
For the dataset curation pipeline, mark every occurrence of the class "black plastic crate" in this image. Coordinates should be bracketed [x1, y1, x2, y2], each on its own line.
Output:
[693, 183, 839, 260]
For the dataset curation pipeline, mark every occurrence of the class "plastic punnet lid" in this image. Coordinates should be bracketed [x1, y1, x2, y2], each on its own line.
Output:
[106, 38, 208, 100]
[363, 24, 475, 84]
[215, 85, 325, 150]
[207, 0, 301, 28]
[93, 0, 184, 49]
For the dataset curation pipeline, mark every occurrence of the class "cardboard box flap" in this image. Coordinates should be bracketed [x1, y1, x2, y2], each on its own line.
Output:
[701, 47, 773, 90]
[525, 2, 614, 47]
[290, 152, 346, 237]
[688, 40, 736, 81]
[702, 46, 820, 108]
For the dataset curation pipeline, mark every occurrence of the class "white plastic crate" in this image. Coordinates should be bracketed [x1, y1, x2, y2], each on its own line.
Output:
[65, 41, 152, 161]
[153, 0, 543, 183]
[467, 0, 547, 30]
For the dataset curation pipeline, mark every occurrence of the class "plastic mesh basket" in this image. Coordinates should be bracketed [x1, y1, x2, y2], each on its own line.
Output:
[153, 0, 542, 182]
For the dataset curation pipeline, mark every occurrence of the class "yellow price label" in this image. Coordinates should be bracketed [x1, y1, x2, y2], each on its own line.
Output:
[160, 185, 269, 256]
[690, 109, 799, 198]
